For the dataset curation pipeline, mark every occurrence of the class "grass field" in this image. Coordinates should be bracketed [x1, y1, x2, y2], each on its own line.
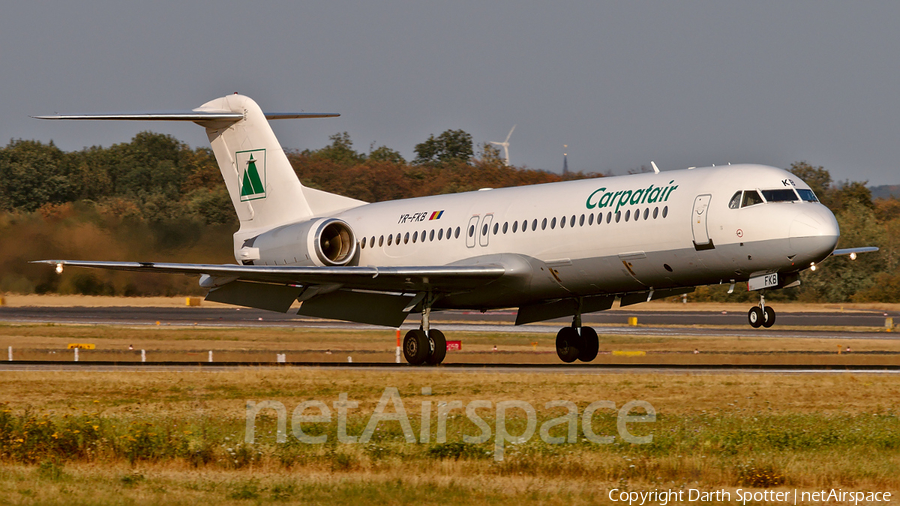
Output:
[1, 321, 898, 366]
[0, 367, 899, 505]
[1, 298, 899, 504]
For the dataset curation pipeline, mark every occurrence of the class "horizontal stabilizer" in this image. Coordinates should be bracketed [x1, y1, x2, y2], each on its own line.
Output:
[33, 111, 338, 121]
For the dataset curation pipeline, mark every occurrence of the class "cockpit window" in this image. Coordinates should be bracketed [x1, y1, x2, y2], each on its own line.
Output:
[741, 190, 764, 207]
[796, 189, 818, 202]
[729, 191, 742, 209]
[761, 189, 799, 202]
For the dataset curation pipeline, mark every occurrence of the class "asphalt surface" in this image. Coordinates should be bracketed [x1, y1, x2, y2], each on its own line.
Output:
[0, 306, 897, 340]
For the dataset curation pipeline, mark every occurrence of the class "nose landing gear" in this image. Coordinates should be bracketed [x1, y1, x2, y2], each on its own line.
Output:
[748, 292, 775, 328]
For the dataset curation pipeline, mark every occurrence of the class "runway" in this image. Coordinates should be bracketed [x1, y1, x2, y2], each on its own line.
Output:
[1, 361, 898, 374]
[0, 305, 897, 341]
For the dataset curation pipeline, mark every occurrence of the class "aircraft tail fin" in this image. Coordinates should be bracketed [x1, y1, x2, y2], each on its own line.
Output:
[194, 95, 366, 234]
[35, 94, 367, 237]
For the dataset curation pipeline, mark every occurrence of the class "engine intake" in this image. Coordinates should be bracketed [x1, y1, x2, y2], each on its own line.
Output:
[315, 219, 356, 266]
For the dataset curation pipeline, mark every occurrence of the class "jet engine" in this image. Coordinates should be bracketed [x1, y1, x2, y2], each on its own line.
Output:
[239, 218, 358, 267]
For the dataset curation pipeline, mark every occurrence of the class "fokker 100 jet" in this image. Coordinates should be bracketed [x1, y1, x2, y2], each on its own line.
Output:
[34, 94, 877, 365]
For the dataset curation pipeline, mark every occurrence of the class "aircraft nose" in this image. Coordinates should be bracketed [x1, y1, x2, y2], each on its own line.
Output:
[789, 206, 840, 261]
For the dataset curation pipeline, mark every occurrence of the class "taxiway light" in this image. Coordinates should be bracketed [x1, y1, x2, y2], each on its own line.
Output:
[55, 263, 63, 274]
[850, 252, 858, 260]
[810, 262, 817, 272]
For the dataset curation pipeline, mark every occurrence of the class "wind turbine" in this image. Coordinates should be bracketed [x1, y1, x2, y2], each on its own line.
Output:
[490, 124, 516, 166]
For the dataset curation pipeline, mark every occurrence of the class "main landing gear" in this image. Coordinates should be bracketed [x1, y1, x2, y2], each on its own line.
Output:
[555, 311, 600, 363]
[403, 295, 446, 365]
[748, 292, 776, 328]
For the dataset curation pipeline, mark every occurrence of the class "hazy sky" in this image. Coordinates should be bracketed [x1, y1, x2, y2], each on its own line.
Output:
[3, 2, 899, 185]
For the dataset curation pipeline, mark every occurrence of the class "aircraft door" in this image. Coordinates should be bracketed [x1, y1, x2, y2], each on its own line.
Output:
[691, 194, 714, 250]
[466, 215, 480, 248]
[479, 214, 493, 247]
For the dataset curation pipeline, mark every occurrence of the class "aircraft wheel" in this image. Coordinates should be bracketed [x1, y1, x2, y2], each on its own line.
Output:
[762, 307, 776, 328]
[748, 307, 763, 328]
[403, 329, 429, 365]
[578, 326, 599, 362]
[556, 327, 583, 363]
[426, 329, 447, 365]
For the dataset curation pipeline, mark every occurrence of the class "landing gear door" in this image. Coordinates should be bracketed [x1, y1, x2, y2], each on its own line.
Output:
[466, 215, 480, 248]
[691, 194, 714, 251]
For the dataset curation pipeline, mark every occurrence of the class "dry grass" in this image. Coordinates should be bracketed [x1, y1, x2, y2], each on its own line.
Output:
[1, 368, 899, 504]
[0, 322, 898, 365]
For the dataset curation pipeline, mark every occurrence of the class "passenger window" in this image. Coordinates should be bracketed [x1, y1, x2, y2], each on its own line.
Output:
[729, 191, 742, 209]
[796, 189, 818, 202]
[761, 189, 799, 202]
[429, 230, 434, 241]
[361, 237, 366, 249]
[615, 211, 621, 223]
[532, 219, 538, 231]
[387, 235, 393, 246]
[624, 210, 630, 222]
[469, 225, 475, 237]
[558, 216, 564, 228]
[542, 218, 548, 230]
[512, 221, 518, 233]
[643, 208, 649, 220]
[606, 212, 612, 224]
[482, 224, 488, 236]
[412, 231, 418, 243]
[662, 206, 668, 218]
[438, 229, 443, 240]
[570, 215, 576, 227]
[741, 190, 764, 207]
[404, 232, 410, 244]
[588, 213, 594, 225]
[493, 223, 499, 235]
[371, 236, 375, 247]
[455, 227, 460, 238]
[502, 222, 508, 234]
[551, 217, 557, 229]
[653, 207, 658, 219]
[379, 235, 384, 247]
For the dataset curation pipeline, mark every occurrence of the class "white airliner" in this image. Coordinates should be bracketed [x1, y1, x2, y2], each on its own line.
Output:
[34, 94, 876, 365]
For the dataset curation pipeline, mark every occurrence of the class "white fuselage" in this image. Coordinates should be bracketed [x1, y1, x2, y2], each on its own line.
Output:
[249, 164, 839, 310]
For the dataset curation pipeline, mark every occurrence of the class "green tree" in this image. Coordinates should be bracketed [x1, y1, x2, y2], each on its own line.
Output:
[306, 132, 366, 166]
[414, 129, 474, 165]
[831, 180, 874, 210]
[368, 144, 405, 165]
[0, 139, 73, 212]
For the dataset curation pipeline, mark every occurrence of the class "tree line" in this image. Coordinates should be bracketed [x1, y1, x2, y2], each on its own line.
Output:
[0, 131, 896, 302]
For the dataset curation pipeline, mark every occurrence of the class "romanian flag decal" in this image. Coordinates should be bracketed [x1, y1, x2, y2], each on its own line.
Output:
[429, 210, 444, 220]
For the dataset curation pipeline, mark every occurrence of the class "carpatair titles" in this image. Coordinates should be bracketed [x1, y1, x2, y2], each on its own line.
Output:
[585, 180, 678, 213]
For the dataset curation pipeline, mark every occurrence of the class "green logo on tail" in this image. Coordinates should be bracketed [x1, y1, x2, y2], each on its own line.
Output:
[237, 149, 266, 201]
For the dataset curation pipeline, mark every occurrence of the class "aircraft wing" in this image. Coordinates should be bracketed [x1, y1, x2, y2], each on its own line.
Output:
[31, 260, 507, 293]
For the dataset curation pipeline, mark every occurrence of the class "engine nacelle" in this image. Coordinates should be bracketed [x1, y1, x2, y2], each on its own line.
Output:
[240, 218, 358, 267]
